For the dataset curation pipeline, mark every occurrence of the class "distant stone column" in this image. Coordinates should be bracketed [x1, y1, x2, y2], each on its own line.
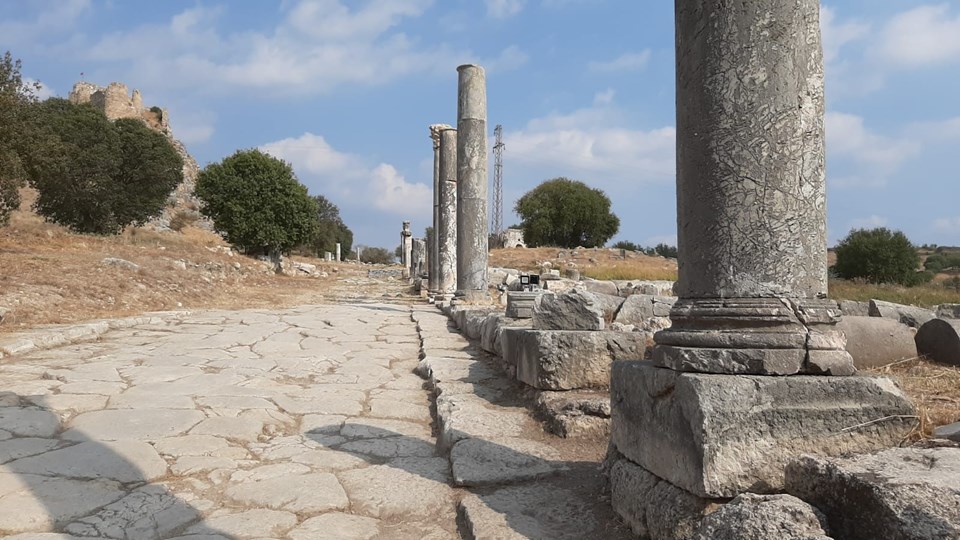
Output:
[335, 243, 341, 262]
[428, 124, 451, 298]
[654, 0, 851, 376]
[437, 128, 458, 299]
[455, 64, 489, 303]
[401, 221, 413, 279]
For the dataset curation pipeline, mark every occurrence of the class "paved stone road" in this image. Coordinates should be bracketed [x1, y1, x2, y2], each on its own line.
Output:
[0, 303, 458, 539]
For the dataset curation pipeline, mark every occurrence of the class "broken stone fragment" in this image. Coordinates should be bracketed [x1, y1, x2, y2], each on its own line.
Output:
[692, 493, 832, 540]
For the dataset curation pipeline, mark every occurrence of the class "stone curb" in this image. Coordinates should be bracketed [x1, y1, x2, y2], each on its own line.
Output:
[0, 311, 193, 360]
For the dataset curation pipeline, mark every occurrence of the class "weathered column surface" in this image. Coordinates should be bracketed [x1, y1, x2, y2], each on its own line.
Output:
[437, 128, 458, 299]
[655, 0, 851, 376]
[335, 243, 341, 263]
[401, 221, 412, 279]
[428, 125, 450, 297]
[455, 64, 489, 303]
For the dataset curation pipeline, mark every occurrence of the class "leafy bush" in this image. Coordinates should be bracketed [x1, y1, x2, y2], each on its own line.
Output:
[168, 210, 198, 232]
[514, 177, 619, 248]
[924, 252, 960, 274]
[308, 194, 352, 256]
[833, 228, 924, 285]
[612, 240, 642, 251]
[653, 243, 678, 258]
[24, 100, 183, 234]
[0, 51, 43, 225]
[195, 149, 318, 257]
[358, 246, 394, 264]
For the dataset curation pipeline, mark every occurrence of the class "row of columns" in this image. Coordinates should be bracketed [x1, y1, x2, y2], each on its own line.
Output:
[405, 64, 490, 304]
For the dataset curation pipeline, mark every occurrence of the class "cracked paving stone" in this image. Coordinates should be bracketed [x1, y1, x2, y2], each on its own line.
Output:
[224, 472, 349, 513]
[62, 409, 206, 441]
[287, 513, 380, 540]
[337, 457, 454, 520]
[152, 435, 249, 459]
[184, 508, 298, 537]
[188, 416, 264, 442]
[0, 408, 59, 438]
[5, 440, 168, 482]
[0, 473, 125, 534]
[0, 438, 61, 465]
[63, 484, 200, 540]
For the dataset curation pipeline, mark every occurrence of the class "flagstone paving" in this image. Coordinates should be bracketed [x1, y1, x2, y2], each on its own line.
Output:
[0, 303, 458, 539]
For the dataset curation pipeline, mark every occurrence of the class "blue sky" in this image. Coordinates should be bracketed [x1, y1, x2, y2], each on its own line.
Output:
[3, 0, 959, 250]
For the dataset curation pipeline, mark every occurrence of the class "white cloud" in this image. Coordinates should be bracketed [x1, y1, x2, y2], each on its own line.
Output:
[0, 0, 91, 45]
[849, 215, 888, 230]
[260, 132, 430, 216]
[876, 4, 960, 68]
[826, 111, 920, 187]
[588, 51, 651, 73]
[77, 0, 523, 96]
[909, 116, 960, 141]
[935, 217, 960, 233]
[820, 6, 869, 64]
[23, 78, 55, 100]
[486, 0, 524, 19]
[593, 89, 615, 106]
[504, 98, 675, 190]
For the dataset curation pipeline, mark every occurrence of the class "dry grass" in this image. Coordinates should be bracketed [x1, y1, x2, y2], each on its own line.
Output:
[0, 189, 383, 332]
[489, 246, 678, 282]
[868, 357, 960, 440]
[829, 279, 960, 308]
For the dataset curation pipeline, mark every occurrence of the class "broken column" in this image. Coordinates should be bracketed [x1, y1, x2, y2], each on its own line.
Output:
[608, 2, 916, 537]
[429, 125, 451, 298]
[335, 243, 341, 262]
[437, 127, 458, 300]
[401, 221, 413, 279]
[455, 64, 489, 303]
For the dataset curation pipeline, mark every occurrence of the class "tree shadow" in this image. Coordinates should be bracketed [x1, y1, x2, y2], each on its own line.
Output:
[0, 392, 234, 539]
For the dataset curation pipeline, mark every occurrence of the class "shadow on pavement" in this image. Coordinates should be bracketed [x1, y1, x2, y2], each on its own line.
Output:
[0, 393, 234, 539]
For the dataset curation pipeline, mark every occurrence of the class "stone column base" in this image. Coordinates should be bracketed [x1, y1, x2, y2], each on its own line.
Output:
[610, 361, 917, 498]
[453, 289, 491, 305]
[653, 297, 855, 375]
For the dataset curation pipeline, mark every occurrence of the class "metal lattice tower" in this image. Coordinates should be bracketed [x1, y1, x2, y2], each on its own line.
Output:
[492, 124, 505, 238]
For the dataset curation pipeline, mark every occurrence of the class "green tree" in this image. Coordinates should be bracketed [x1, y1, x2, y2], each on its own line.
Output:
[24, 99, 182, 234]
[0, 51, 43, 225]
[612, 240, 642, 251]
[309, 194, 352, 256]
[195, 149, 318, 258]
[924, 252, 960, 274]
[358, 246, 394, 264]
[653, 243, 678, 258]
[514, 177, 619, 248]
[833, 227, 925, 285]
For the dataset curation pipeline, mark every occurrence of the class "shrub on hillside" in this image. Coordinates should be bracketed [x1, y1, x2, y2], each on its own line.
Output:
[24, 100, 183, 234]
[358, 246, 394, 264]
[833, 227, 927, 285]
[195, 149, 318, 258]
[924, 252, 960, 274]
[612, 240, 642, 252]
[308, 194, 353, 256]
[0, 51, 44, 225]
[514, 177, 619, 248]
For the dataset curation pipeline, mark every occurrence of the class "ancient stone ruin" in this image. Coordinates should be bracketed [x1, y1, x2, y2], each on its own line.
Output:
[68, 81, 204, 231]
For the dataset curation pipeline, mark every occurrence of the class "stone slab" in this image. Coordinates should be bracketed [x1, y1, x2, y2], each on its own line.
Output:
[610, 361, 916, 498]
[458, 484, 599, 540]
[533, 289, 605, 331]
[505, 330, 646, 390]
[692, 493, 832, 540]
[535, 390, 610, 438]
[450, 437, 562, 487]
[608, 458, 721, 540]
[869, 299, 935, 329]
[785, 447, 960, 540]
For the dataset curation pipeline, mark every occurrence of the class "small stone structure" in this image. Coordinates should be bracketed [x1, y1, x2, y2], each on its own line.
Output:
[502, 228, 525, 249]
[437, 128, 458, 300]
[607, 3, 916, 537]
[455, 65, 490, 303]
[400, 221, 412, 279]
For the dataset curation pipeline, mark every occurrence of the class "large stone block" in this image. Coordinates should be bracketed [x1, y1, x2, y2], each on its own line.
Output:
[610, 361, 916, 498]
[785, 447, 960, 540]
[609, 457, 721, 540]
[869, 299, 935, 329]
[533, 289, 605, 330]
[838, 316, 918, 369]
[614, 294, 677, 326]
[505, 291, 540, 319]
[506, 330, 646, 390]
[479, 314, 530, 357]
[692, 493, 832, 540]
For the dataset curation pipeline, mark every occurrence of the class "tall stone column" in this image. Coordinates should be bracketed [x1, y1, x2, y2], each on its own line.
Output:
[437, 127, 458, 299]
[401, 221, 412, 279]
[428, 125, 450, 298]
[607, 1, 915, 529]
[655, 0, 851, 376]
[335, 243, 341, 263]
[455, 64, 489, 303]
